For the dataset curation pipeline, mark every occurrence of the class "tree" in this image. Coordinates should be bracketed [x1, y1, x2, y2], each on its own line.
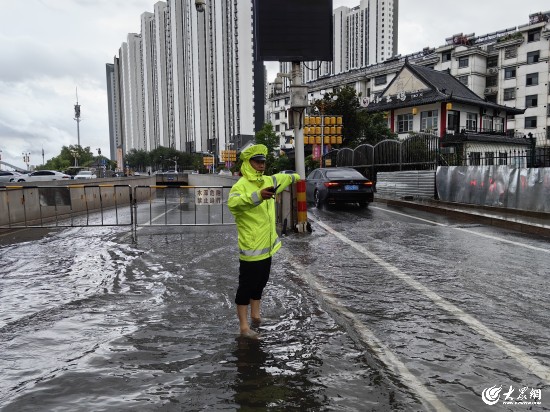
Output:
[42, 145, 94, 171]
[254, 122, 280, 174]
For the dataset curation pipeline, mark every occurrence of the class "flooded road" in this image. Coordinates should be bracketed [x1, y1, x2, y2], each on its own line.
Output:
[1, 202, 549, 411]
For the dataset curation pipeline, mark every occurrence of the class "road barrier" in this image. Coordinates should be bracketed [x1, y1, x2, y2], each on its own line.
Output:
[0, 183, 301, 234]
[0, 184, 134, 228]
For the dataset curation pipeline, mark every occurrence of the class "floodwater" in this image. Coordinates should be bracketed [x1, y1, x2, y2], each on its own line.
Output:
[1, 203, 550, 411]
[0, 223, 414, 411]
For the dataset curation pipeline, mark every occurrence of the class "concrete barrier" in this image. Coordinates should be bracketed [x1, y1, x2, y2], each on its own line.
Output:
[0, 176, 155, 227]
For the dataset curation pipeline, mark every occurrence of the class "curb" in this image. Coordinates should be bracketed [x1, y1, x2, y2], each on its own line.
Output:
[375, 198, 550, 238]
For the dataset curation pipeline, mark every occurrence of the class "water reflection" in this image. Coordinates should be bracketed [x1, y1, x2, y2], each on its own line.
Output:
[232, 334, 324, 410]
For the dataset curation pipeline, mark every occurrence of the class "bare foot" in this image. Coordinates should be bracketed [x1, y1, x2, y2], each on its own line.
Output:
[240, 329, 259, 339]
[251, 317, 261, 325]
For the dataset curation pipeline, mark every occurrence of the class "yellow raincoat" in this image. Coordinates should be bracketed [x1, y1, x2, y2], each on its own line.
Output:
[228, 144, 300, 262]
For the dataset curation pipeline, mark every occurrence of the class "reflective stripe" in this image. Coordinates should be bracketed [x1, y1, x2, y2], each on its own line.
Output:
[251, 191, 261, 205]
[291, 175, 296, 184]
[272, 176, 278, 191]
[229, 193, 241, 198]
[240, 237, 281, 256]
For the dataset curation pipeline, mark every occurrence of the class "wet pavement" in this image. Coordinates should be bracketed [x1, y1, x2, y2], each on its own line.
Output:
[1, 199, 549, 411]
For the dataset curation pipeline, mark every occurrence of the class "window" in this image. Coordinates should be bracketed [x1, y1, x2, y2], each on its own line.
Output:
[498, 152, 508, 165]
[447, 110, 460, 133]
[396, 113, 413, 133]
[525, 116, 537, 128]
[494, 117, 504, 132]
[487, 56, 498, 68]
[466, 113, 477, 131]
[486, 76, 498, 87]
[457, 75, 469, 85]
[275, 125, 280, 132]
[469, 152, 481, 166]
[485, 152, 495, 166]
[458, 57, 469, 68]
[527, 51, 540, 64]
[420, 110, 438, 131]
[526, 73, 539, 86]
[525, 95, 538, 108]
[374, 75, 387, 85]
[504, 67, 516, 79]
[442, 52, 452, 62]
[274, 113, 280, 120]
[528, 30, 541, 42]
[482, 115, 493, 132]
[503, 88, 516, 100]
[504, 47, 517, 59]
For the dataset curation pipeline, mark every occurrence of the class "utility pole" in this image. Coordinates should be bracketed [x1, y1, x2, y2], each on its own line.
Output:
[74, 88, 81, 147]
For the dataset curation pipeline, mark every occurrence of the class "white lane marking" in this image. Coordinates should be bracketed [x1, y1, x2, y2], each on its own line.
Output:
[371, 206, 550, 254]
[284, 257, 450, 412]
[312, 217, 550, 384]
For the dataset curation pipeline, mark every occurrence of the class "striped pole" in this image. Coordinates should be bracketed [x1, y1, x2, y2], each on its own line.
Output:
[296, 180, 307, 232]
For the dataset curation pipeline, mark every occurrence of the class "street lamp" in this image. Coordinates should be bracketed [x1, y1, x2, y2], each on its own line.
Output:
[96, 148, 103, 177]
[195, 0, 205, 12]
[70, 149, 79, 167]
[22, 152, 30, 170]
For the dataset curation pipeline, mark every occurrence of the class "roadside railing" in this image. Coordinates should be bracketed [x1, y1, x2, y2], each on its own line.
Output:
[0, 184, 299, 236]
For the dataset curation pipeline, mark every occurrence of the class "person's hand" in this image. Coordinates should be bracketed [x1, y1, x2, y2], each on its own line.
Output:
[260, 187, 276, 200]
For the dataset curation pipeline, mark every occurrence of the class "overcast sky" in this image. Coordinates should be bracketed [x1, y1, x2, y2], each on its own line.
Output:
[1, 0, 548, 170]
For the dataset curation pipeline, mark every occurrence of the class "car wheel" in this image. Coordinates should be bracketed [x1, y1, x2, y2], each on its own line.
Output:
[314, 190, 323, 209]
[359, 201, 368, 208]
[18, 179, 25, 182]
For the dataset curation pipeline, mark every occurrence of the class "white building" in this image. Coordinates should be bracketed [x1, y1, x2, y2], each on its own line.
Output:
[119, 34, 146, 153]
[268, 10, 550, 154]
[153, 1, 171, 149]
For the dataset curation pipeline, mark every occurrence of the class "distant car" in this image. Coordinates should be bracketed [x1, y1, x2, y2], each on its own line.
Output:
[0, 171, 23, 183]
[218, 169, 232, 176]
[280, 170, 296, 175]
[21, 170, 71, 182]
[305, 167, 374, 208]
[74, 170, 97, 180]
[165, 170, 178, 181]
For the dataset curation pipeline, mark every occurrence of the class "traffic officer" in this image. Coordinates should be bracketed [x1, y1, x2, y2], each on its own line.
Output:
[228, 144, 300, 338]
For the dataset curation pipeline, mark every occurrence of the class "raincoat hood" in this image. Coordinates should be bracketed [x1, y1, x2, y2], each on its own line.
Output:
[240, 144, 268, 184]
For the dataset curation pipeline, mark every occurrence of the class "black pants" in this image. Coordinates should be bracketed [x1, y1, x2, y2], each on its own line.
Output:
[235, 257, 272, 305]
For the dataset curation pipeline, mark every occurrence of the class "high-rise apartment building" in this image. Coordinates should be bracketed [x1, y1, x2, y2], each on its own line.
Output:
[108, 0, 255, 162]
[296, 0, 399, 84]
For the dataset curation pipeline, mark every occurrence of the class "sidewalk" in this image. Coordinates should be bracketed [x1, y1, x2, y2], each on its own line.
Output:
[375, 197, 550, 238]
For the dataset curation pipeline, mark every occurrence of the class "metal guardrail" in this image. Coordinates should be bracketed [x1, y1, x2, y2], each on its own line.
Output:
[1, 184, 300, 236]
[0, 184, 134, 229]
[0, 184, 238, 230]
[133, 185, 235, 228]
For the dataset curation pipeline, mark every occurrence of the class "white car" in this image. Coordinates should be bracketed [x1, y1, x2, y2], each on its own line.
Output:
[21, 170, 71, 182]
[0, 171, 24, 183]
[74, 170, 97, 180]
